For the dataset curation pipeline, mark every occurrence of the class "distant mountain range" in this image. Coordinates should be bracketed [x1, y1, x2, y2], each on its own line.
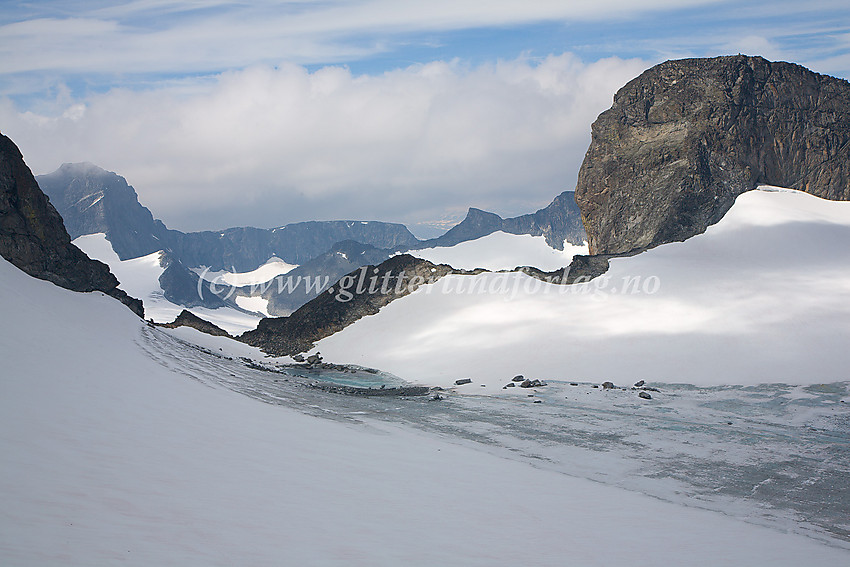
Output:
[37, 161, 586, 315]
[39, 163, 586, 266]
[37, 162, 421, 271]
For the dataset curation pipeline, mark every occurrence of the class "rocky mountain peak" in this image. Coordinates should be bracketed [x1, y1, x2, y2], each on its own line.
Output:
[0, 134, 143, 317]
[38, 162, 168, 260]
[575, 54, 850, 255]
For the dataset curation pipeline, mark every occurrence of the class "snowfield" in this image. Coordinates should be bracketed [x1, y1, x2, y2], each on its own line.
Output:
[73, 233, 262, 334]
[194, 256, 298, 287]
[410, 231, 588, 271]
[316, 188, 850, 389]
[2, 254, 849, 564]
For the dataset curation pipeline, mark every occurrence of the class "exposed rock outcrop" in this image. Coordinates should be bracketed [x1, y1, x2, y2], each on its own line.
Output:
[575, 55, 850, 256]
[159, 309, 231, 337]
[0, 134, 143, 317]
[240, 254, 453, 356]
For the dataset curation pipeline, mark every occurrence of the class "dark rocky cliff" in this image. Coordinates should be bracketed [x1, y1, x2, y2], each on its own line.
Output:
[575, 55, 850, 255]
[0, 134, 143, 317]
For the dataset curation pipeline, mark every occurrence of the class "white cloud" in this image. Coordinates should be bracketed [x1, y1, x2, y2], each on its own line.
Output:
[0, 54, 648, 231]
[0, 1, 713, 79]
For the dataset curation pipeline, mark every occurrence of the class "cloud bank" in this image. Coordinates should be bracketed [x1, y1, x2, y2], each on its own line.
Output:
[0, 54, 648, 232]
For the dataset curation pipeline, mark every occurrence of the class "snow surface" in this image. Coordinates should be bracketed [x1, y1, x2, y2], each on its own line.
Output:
[234, 294, 271, 316]
[410, 231, 588, 271]
[2, 256, 848, 566]
[194, 257, 297, 287]
[317, 188, 850, 388]
[73, 234, 262, 334]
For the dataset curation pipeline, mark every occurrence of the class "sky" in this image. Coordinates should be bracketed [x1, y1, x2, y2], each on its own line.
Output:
[1, 1, 849, 235]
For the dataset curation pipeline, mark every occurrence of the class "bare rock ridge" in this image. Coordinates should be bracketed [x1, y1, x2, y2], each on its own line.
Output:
[0, 133, 143, 317]
[575, 55, 850, 256]
[240, 254, 454, 356]
[160, 309, 231, 337]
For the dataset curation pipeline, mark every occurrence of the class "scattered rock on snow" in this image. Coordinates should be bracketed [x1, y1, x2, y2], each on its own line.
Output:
[634, 380, 645, 387]
[638, 391, 653, 400]
[455, 378, 472, 385]
[512, 375, 525, 382]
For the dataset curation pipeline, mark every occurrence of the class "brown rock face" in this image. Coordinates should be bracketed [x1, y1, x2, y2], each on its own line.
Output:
[575, 55, 850, 255]
[0, 133, 143, 317]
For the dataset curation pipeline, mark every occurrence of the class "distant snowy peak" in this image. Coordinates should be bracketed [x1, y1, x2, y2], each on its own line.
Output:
[417, 192, 587, 251]
[37, 163, 169, 261]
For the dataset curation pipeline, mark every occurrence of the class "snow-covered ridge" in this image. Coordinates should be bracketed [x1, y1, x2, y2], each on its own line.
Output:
[316, 187, 850, 388]
[409, 231, 588, 271]
[73, 233, 262, 334]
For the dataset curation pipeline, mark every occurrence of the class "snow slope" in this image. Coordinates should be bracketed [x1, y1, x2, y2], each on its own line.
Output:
[194, 257, 297, 287]
[3, 257, 849, 565]
[73, 233, 262, 334]
[410, 231, 588, 271]
[316, 188, 850, 388]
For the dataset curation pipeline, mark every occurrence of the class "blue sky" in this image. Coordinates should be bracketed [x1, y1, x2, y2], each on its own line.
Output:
[1, 1, 848, 233]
